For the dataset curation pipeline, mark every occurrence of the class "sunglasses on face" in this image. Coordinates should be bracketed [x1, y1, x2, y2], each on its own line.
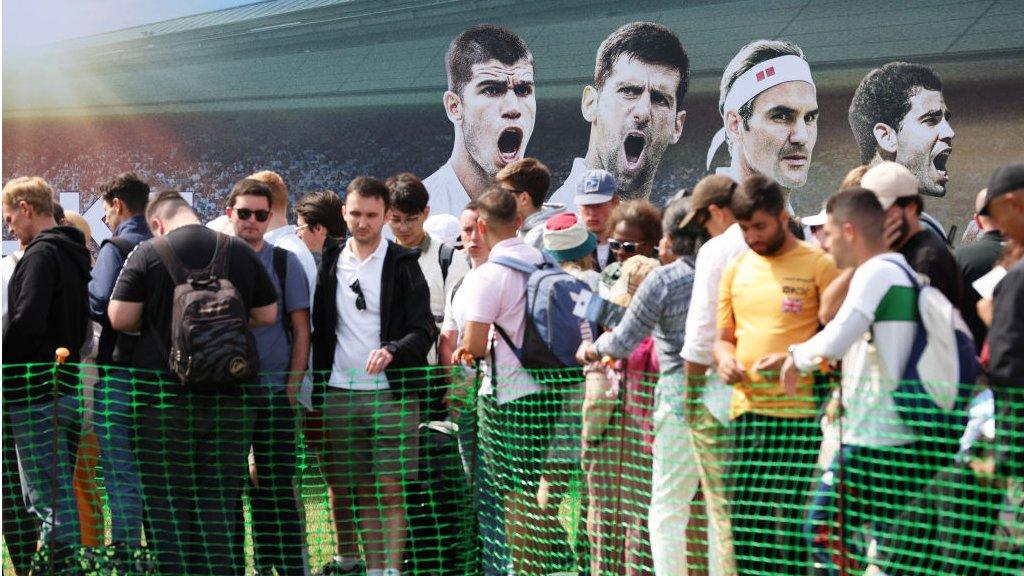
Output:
[609, 239, 643, 253]
[350, 279, 367, 311]
[235, 208, 270, 222]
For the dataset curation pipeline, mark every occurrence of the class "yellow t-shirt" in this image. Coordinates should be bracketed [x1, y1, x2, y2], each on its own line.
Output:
[717, 242, 839, 419]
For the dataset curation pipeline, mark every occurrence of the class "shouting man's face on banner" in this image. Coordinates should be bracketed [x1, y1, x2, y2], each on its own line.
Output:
[728, 80, 818, 188]
[583, 52, 686, 199]
[850, 62, 953, 198]
[449, 58, 536, 177]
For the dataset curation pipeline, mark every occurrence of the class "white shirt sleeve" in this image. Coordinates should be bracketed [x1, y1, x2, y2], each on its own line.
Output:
[791, 305, 873, 371]
[681, 244, 721, 366]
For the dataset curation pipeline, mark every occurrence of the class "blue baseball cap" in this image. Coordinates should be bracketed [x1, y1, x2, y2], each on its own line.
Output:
[574, 169, 617, 206]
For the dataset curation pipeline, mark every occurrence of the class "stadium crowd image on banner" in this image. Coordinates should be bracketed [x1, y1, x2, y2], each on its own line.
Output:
[2, 1, 1023, 576]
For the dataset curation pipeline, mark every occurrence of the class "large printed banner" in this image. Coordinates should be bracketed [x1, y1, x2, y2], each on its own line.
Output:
[3, 23, 965, 254]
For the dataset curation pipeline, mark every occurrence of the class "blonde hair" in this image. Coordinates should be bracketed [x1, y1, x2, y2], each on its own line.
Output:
[2, 176, 54, 216]
[840, 165, 870, 189]
[249, 170, 288, 211]
[63, 211, 93, 242]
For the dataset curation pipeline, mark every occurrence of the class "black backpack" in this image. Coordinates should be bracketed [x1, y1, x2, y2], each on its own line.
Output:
[153, 234, 258, 391]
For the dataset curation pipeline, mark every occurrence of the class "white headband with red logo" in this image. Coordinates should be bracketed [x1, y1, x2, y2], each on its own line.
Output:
[706, 55, 815, 170]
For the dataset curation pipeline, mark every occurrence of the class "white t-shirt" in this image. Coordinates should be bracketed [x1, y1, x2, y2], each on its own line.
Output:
[330, 238, 388, 390]
[265, 225, 318, 300]
[793, 252, 918, 447]
[459, 236, 545, 404]
[547, 157, 587, 214]
[424, 160, 472, 218]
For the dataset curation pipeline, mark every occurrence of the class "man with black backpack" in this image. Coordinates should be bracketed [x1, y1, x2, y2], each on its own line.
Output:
[108, 190, 278, 576]
[227, 179, 311, 576]
[87, 172, 152, 558]
[781, 188, 975, 575]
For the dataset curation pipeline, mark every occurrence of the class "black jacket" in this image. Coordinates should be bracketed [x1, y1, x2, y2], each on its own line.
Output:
[955, 229, 1005, 348]
[3, 226, 91, 403]
[311, 237, 436, 402]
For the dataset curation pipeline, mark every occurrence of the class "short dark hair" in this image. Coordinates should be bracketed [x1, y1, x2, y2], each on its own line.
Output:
[849, 62, 943, 164]
[227, 178, 273, 209]
[99, 172, 150, 215]
[662, 194, 699, 257]
[495, 158, 550, 209]
[295, 189, 345, 238]
[825, 187, 885, 242]
[145, 190, 193, 224]
[893, 193, 925, 216]
[385, 173, 429, 215]
[475, 186, 518, 226]
[345, 177, 391, 211]
[720, 40, 805, 130]
[446, 24, 532, 95]
[608, 200, 663, 246]
[731, 174, 786, 220]
[595, 21, 690, 110]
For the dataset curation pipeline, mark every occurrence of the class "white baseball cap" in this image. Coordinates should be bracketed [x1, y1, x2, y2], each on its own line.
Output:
[861, 161, 920, 210]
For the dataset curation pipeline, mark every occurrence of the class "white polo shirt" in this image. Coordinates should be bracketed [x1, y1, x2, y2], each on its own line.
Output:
[330, 237, 388, 390]
[424, 160, 471, 218]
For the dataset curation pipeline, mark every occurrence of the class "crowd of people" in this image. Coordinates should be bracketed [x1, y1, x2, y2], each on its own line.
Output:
[3, 154, 1023, 576]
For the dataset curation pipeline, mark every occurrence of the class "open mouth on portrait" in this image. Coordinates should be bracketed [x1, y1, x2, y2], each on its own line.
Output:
[623, 132, 646, 170]
[932, 149, 950, 182]
[497, 127, 524, 164]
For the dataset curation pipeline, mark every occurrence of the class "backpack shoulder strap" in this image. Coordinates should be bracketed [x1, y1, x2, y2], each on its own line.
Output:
[438, 242, 456, 283]
[101, 236, 136, 260]
[152, 236, 188, 285]
[273, 246, 293, 340]
[490, 255, 538, 275]
[208, 233, 233, 278]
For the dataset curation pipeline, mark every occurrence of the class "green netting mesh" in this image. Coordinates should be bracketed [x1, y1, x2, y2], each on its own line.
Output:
[1, 362, 1021, 576]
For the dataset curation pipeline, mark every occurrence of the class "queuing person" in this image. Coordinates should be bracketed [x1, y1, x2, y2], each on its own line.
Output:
[249, 170, 318, 294]
[713, 174, 839, 575]
[295, 189, 346, 264]
[781, 187, 947, 574]
[976, 162, 1024, 480]
[2, 176, 91, 572]
[576, 197, 702, 574]
[227, 179, 310, 576]
[108, 190, 278, 575]
[680, 173, 745, 576]
[956, 188, 1005, 348]
[574, 169, 620, 271]
[496, 157, 564, 249]
[310, 177, 435, 576]
[861, 161, 963, 305]
[87, 172, 153, 554]
[452, 187, 565, 575]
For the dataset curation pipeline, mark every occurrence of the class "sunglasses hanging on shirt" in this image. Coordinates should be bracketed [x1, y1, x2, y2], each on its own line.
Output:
[349, 279, 367, 311]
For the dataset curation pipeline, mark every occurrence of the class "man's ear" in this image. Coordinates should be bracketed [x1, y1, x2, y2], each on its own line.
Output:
[422, 206, 431, 220]
[581, 85, 599, 123]
[671, 109, 687, 144]
[873, 122, 898, 156]
[443, 90, 463, 124]
[725, 110, 743, 143]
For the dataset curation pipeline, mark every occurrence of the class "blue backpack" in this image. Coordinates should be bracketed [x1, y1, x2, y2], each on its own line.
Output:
[893, 263, 979, 448]
[490, 256, 598, 374]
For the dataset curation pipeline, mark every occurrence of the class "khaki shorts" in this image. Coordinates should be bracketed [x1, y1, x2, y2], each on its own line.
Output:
[322, 388, 419, 484]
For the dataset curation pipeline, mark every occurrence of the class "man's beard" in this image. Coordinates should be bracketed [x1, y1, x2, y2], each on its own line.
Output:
[750, 220, 788, 256]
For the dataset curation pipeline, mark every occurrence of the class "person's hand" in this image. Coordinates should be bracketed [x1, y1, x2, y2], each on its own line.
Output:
[825, 394, 842, 423]
[286, 382, 298, 407]
[780, 354, 800, 396]
[753, 353, 788, 374]
[576, 342, 597, 366]
[451, 346, 474, 366]
[977, 297, 994, 327]
[365, 347, 394, 374]
[718, 355, 746, 385]
[883, 210, 903, 248]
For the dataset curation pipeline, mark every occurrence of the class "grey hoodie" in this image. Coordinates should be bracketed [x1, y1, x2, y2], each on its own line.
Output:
[519, 203, 567, 250]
